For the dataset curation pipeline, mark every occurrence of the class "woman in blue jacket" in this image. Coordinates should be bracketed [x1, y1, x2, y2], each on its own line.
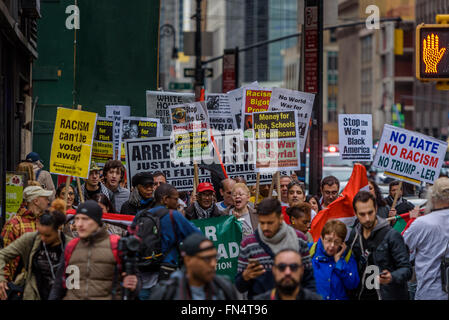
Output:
[308, 219, 359, 300]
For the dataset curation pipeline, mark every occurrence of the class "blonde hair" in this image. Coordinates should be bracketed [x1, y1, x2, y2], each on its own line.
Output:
[232, 183, 250, 196]
[16, 162, 35, 182]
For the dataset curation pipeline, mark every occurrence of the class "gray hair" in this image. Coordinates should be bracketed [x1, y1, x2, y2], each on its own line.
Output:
[425, 177, 449, 213]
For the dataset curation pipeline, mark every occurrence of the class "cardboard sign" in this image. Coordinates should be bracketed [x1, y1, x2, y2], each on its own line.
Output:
[5, 172, 25, 221]
[338, 114, 373, 161]
[192, 215, 243, 282]
[169, 101, 212, 162]
[125, 136, 288, 191]
[241, 87, 272, 138]
[253, 111, 301, 172]
[106, 105, 131, 160]
[50, 107, 97, 178]
[373, 124, 447, 185]
[206, 93, 236, 131]
[92, 117, 114, 167]
[268, 87, 315, 151]
[226, 82, 258, 130]
[146, 91, 195, 136]
[120, 117, 161, 162]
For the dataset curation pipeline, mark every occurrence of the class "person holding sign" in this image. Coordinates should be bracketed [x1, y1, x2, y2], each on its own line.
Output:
[185, 183, 223, 220]
[385, 181, 415, 223]
[235, 198, 316, 300]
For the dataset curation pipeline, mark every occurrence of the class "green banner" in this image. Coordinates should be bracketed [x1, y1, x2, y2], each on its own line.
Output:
[192, 215, 242, 282]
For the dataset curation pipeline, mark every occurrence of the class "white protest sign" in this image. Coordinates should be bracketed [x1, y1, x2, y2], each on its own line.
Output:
[146, 91, 195, 136]
[268, 88, 315, 151]
[373, 124, 448, 185]
[105, 105, 130, 160]
[125, 136, 288, 191]
[338, 114, 373, 161]
[169, 101, 213, 162]
[205, 93, 236, 131]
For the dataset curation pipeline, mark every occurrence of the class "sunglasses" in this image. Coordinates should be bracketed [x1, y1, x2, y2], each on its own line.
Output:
[274, 263, 303, 272]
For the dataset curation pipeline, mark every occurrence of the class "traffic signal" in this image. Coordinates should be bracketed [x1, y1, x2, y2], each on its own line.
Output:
[416, 23, 449, 81]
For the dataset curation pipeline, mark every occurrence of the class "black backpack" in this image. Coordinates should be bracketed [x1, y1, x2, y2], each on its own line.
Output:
[133, 207, 178, 272]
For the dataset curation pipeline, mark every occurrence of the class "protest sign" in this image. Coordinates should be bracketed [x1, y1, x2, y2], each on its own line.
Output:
[192, 215, 242, 282]
[5, 172, 25, 221]
[241, 87, 272, 138]
[106, 105, 130, 160]
[205, 93, 236, 131]
[124, 137, 213, 191]
[120, 117, 161, 162]
[268, 87, 315, 151]
[50, 107, 97, 178]
[373, 124, 447, 185]
[92, 117, 114, 167]
[226, 82, 258, 130]
[169, 101, 213, 162]
[253, 111, 301, 172]
[338, 114, 373, 161]
[146, 91, 195, 136]
[125, 136, 287, 191]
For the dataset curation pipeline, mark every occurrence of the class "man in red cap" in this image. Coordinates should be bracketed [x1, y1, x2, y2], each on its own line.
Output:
[184, 182, 224, 220]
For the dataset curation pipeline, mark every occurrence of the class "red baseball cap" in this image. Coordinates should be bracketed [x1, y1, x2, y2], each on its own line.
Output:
[197, 182, 215, 193]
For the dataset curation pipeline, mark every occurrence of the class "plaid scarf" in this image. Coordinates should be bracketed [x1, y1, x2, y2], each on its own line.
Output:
[193, 201, 216, 219]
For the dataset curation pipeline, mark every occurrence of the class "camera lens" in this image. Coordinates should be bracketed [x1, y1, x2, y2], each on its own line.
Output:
[127, 236, 141, 252]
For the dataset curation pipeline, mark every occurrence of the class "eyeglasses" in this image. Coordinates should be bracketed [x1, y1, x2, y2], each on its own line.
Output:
[274, 263, 302, 272]
[196, 253, 219, 264]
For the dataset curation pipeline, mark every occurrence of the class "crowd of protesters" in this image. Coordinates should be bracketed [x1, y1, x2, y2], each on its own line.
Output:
[0, 151, 448, 301]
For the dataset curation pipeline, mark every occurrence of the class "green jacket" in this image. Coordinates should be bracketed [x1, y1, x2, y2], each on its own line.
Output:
[0, 231, 71, 300]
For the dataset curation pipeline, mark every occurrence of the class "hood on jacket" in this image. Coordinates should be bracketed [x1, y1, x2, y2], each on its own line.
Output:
[354, 216, 390, 238]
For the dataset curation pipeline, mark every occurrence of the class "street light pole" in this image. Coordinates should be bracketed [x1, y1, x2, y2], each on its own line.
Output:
[159, 24, 179, 89]
[194, 0, 203, 101]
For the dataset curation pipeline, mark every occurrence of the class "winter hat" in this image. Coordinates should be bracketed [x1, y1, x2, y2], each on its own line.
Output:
[180, 233, 215, 257]
[76, 200, 103, 226]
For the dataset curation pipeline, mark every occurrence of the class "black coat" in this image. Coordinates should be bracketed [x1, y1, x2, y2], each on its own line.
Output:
[120, 198, 155, 216]
[346, 217, 412, 300]
[184, 202, 223, 220]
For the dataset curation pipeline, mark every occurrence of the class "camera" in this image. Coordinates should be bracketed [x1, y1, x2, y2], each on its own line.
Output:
[118, 233, 141, 300]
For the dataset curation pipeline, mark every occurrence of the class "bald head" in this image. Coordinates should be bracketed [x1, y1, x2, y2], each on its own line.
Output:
[220, 178, 236, 207]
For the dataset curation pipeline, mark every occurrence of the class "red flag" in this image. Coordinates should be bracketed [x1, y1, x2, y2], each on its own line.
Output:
[310, 163, 369, 242]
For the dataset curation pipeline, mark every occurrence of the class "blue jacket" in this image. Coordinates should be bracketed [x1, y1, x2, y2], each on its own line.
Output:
[133, 205, 202, 265]
[308, 239, 359, 300]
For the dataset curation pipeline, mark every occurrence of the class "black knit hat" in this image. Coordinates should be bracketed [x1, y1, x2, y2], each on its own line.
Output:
[180, 233, 215, 257]
[76, 200, 103, 226]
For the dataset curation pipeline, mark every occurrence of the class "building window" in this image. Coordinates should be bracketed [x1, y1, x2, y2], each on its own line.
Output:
[361, 35, 372, 64]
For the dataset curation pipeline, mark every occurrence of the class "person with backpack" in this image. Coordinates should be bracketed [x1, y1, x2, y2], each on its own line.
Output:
[131, 184, 201, 300]
[120, 172, 156, 215]
[49, 201, 140, 300]
[346, 191, 412, 300]
[150, 233, 238, 300]
[0, 210, 71, 300]
[308, 219, 359, 300]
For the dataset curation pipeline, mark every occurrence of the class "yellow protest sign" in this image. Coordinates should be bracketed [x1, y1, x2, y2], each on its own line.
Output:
[50, 107, 98, 178]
